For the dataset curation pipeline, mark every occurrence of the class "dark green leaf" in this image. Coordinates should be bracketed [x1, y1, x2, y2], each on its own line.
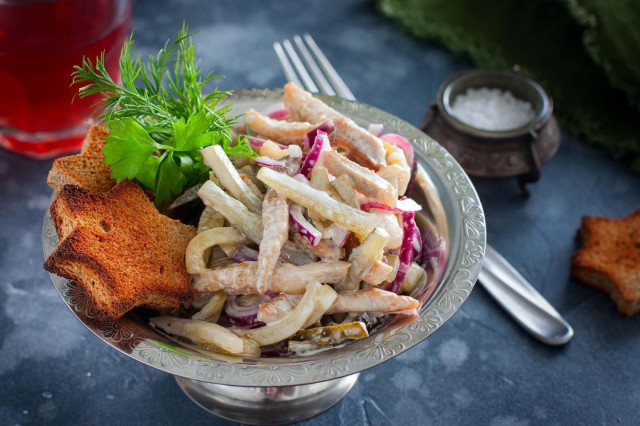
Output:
[175, 152, 200, 186]
[155, 152, 187, 206]
[103, 118, 158, 181]
[172, 110, 215, 151]
[136, 155, 161, 190]
[192, 151, 210, 173]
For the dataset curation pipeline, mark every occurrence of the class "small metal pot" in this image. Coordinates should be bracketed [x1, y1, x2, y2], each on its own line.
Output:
[421, 68, 561, 194]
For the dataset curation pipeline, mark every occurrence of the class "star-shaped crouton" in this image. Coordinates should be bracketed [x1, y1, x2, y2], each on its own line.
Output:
[47, 124, 115, 193]
[44, 180, 196, 320]
[571, 209, 640, 316]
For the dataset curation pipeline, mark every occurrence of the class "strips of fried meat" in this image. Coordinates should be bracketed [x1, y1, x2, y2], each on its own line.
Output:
[193, 261, 350, 294]
[257, 288, 419, 324]
[245, 108, 316, 146]
[283, 82, 387, 170]
[256, 189, 289, 294]
[319, 149, 397, 207]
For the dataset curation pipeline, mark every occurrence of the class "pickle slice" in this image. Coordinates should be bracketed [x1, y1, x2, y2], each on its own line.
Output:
[292, 321, 369, 347]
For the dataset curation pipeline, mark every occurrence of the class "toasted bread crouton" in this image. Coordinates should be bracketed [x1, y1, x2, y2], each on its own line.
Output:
[47, 125, 115, 193]
[571, 209, 640, 316]
[44, 180, 197, 320]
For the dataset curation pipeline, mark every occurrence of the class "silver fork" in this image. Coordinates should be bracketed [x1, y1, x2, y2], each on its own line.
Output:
[272, 34, 573, 345]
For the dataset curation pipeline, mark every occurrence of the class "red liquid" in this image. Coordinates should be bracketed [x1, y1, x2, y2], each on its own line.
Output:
[0, 0, 131, 158]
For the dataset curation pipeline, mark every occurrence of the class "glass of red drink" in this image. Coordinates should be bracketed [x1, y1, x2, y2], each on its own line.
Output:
[0, 0, 131, 159]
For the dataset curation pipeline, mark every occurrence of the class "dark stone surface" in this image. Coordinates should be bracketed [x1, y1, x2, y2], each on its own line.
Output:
[1, 0, 639, 425]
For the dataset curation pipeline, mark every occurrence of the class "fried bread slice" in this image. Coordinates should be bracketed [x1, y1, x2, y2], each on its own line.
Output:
[571, 209, 640, 316]
[47, 124, 115, 193]
[44, 180, 196, 320]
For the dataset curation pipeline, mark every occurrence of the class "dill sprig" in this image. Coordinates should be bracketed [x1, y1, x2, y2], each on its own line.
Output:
[71, 23, 253, 206]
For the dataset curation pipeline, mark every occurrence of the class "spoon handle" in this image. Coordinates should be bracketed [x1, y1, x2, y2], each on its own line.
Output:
[478, 245, 574, 345]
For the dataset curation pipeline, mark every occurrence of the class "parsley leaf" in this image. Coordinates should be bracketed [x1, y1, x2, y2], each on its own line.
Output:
[136, 155, 162, 191]
[155, 152, 187, 206]
[103, 118, 158, 180]
[172, 111, 217, 151]
[174, 152, 201, 187]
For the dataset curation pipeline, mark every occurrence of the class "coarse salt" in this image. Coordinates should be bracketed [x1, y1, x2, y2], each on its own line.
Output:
[450, 87, 535, 131]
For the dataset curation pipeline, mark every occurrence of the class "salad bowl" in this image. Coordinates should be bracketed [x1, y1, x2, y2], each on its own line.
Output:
[43, 89, 486, 424]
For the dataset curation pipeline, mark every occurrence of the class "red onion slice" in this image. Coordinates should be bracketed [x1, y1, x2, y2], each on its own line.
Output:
[302, 120, 335, 151]
[411, 221, 422, 261]
[360, 197, 421, 214]
[268, 109, 289, 120]
[225, 295, 266, 329]
[260, 102, 289, 120]
[255, 156, 287, 169]
[359, 201, 394, 213]
[322, 223, 350, 247]
[298, 130, 330, 177]
[248, 137, 287, 150]
[231, 245, 259, 262]
[420, 227, 445, 284]
[247, 137, 266, 149]
[383, 211, 416, 294]
[289, 202, 322, 246]
[380, 133, 414, 165]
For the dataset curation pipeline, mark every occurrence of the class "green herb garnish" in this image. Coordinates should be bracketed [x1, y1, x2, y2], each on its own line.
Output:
[71, 23, 253, 206]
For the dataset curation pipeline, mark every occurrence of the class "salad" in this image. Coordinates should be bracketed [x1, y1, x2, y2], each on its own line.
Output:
[151, 82, 447, 357]
[70, 25, 447, 357]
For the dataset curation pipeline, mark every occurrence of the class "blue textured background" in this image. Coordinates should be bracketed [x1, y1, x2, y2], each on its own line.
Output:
[1, 1, 639, 424]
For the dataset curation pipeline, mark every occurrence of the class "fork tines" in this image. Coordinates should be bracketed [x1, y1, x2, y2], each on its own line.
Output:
[273, 34, 355, 101]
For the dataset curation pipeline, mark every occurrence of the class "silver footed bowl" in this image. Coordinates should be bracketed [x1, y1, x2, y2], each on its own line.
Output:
[42, 89, 486, 387]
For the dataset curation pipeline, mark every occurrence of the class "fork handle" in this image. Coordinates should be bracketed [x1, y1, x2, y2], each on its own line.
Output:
[478, 247, 574, 345]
